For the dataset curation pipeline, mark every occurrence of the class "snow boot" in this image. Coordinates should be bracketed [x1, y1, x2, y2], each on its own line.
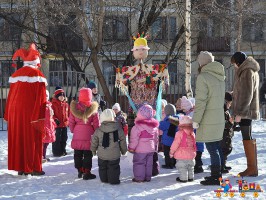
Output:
[194, 151, 204, 174]
[83, 169, 96, 180]
[31, 171, 45, 176]
[201, 165, 221, 185]
[78, 167, 83, 178]
[238, 139, 258, 177]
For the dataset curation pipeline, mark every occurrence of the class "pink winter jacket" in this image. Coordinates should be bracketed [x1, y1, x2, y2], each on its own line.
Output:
[69, 101, 100, 150]
[128, 118, 159, 153]
[170, 128, 196, 160]
[43, 101, 56, 143]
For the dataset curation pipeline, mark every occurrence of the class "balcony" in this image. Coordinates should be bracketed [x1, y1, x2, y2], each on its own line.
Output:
[197, 37, 230, 52]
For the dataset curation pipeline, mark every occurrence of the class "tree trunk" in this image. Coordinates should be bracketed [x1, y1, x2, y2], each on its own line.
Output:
[91, 50, 113, 106]
[236, 0, 243, 51]
[185, 0, 193, 98]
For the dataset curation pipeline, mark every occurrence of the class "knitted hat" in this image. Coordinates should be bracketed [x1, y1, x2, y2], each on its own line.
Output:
[164, 104, 176, 116]
[12, 43, 41, 68]
[54, 88, 65, 98]
[179, 115, 193, 127]
[161, 99, 167, 108]
[112, 103, 121, 111]
[181, 96, 193, 112]
[100, 109, 116, 123]
[87, 81, 97, 89]
[79, 87, 92, 107]
[197, 51, 214, 67]
[225, 91, 233, 102]
[188, 97, 195, 106]
[137, 104, 154, 120]
[231, 52, 247, 65]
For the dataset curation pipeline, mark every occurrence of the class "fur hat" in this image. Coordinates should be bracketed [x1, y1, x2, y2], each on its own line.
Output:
[137, 104, 154, 120]
[225, 92, 233, 102]
[112, 103, 121, 111]
[179, 115, 193, 127]
[161, 99, 167, 108]
[164, 104, 176, 116]
[231, 52, 247, 65]
[54, 88, 65, 98]
[100, 109, 116, 123]
[79, 87, 92, 107]
[197, 51, 214, 67]
[87, 81, 97, 89]
[181, 96, 193, 112]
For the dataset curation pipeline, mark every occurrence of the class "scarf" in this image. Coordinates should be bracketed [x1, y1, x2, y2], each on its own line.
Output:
[102, 130, 119, 148]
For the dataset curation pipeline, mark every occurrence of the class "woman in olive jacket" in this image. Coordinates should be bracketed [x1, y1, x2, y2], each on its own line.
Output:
[192, 51, 225, 185]
[231, 52, 260, 177]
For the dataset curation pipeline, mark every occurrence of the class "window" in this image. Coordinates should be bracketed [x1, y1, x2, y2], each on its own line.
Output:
[49, 60, 77, 87]
[151, 17, 176, 41]
[0, 61, 15, 87]
[102, 60, 124, 85]
[103, 16, 128, 41]
[243, 19, 264, 41]
[0, 14, 22, 41]
[152, 60, 177, 84]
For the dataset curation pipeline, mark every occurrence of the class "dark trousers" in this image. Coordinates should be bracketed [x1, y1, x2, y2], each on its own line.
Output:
[43, 143, 49, 159]
[98, 158, 120, 184]
[52, 127, 68, 156]
[74, 150, 93, 170]
[163, 145, 176, 167]
[152, 152, 159, 176]
[205, 141, 222, 166]
[239, 119, 253, 140]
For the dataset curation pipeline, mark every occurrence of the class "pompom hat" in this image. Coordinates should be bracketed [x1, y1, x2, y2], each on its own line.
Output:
[79, 87, 92, 107]
[112, 103, 121, 111]
[197, 51, 214, 67]
[100, 109, 116, 123]
[137, 104, 154, 120]
[179, 115, 193, 127]
[181, 96, 193, 112]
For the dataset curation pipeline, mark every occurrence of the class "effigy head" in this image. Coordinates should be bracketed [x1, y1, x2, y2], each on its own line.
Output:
[131, 33, 150, 60]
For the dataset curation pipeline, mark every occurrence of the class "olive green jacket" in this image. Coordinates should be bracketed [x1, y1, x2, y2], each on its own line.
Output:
[193, 61, 225, 142]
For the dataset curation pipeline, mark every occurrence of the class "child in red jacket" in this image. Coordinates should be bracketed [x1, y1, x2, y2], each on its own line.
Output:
[51, 87, 70, 157]
[43, 90, 56, 162]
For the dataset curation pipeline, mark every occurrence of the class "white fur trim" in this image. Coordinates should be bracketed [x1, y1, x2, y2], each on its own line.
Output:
[23, 58, 40, 67]
[9, 76, 48, 86]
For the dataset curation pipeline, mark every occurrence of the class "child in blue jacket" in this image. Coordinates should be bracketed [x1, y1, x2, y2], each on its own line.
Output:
[159, 103, 179, 169]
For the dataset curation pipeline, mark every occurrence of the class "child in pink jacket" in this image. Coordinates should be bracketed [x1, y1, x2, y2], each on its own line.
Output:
[128, 104, 159, 182]
[170, 115, 196, 183]
[69, 88, 100, 180]
[43, 90, 56, 162]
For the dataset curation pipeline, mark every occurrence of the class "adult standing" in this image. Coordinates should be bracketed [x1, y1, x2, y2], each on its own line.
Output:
[259, 78, 266, 120]
[4, 43, 47, 175]
[192, 51, 225, 185]
[231, 52, 260, 177]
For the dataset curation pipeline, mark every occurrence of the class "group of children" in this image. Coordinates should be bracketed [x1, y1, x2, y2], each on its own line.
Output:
[43, 82, 236, 185]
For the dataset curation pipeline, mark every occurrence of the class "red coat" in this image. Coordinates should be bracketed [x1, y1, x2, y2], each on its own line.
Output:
[51, 98, 70, 128]
[4, 66, 47, 173]
[43, 101, 56, 143]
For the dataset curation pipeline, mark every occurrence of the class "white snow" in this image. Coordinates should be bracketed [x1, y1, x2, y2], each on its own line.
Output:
[0, 120, 265, 200]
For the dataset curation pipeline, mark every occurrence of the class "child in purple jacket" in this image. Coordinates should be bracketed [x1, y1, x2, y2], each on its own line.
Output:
[69, 88, 100, 180]
[128, 104, 159, 182]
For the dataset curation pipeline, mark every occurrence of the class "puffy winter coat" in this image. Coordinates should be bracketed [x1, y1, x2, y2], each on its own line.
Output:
[159, 115, 179, 146]
[43, 101, 56, 143]
[91, 121, 127, 160]
[232, 57, 260, 119]
[128, 118, 159, 153]
[170, 129, 196, 160]
[69, 101, 100, 150]
[51, 98, 70, 128]
[193, 61, 225, 142]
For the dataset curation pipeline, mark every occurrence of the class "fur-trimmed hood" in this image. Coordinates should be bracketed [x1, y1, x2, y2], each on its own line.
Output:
[70, 100, 98, 123]
[135, 118, 159, 128]
[237, 57, 260, 77]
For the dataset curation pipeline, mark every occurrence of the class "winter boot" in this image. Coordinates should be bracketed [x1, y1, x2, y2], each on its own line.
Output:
[78, 167, 83, 178]
[194, 151, 204, 174]
[31, 171, 45, 176]
[201, 165, 221, 185]
[238, 139, 258, 177]
[83, 168, 96, 180]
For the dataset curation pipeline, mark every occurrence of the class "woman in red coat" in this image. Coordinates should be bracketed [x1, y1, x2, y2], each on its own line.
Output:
[4, 43, 47, 175]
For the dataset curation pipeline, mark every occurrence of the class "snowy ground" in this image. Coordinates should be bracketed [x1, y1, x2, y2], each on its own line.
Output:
[0, 120, 265, 200]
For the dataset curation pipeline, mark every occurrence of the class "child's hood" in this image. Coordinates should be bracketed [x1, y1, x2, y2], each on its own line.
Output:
[135, 118, 159, 133]
[99, 121, 119, 133]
